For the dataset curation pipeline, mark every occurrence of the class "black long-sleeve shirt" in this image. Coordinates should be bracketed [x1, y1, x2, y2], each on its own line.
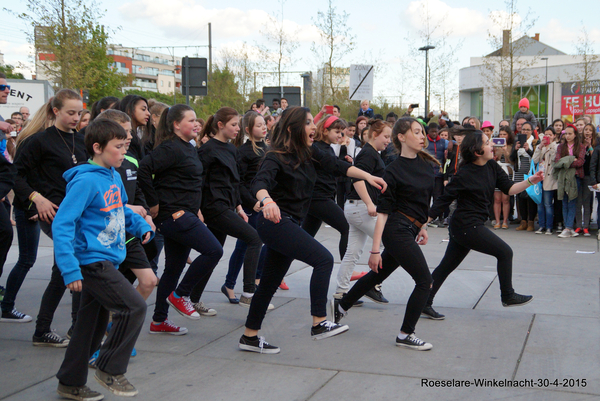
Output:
[197, 138, 242, 220]
[251, 146, 350, 221]
[348, 142, 385, 204]
[138, 137, 203, 224]
[117, 153, 149, 211]
[0, 153, 15, 200]
[13, 126, 87, 210]
[429, 161, 513, 228]
[238, 140, 267, 211]
[377, 155, 434, 224]
[312, 140, 349, 201]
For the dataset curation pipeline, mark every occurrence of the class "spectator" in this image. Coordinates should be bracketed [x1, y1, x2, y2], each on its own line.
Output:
[386, 112, 398, 124]
[493, 126, 515, 229]
[10, 112, 23, 132]
[511, 98, 538, 132]
[481, 121, 494, 136]
[280, 98, 288, 110]
[511, 121, 539, 231]
[533, 127, 558, 234]
[357, 100, 374, 118]
[19, 106, 30, 121]
[425, 122, 448, 217]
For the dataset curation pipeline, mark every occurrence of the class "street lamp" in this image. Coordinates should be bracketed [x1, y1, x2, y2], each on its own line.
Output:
[542, 57, 548, 126]
[419, 45, 435, 116]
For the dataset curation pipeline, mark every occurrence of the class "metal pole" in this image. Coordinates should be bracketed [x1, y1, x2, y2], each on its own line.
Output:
[424, 49, 429, 116]
[208, 23, 212, 76]
[184, 56, 189, 106]
[173, 48, 176, 105]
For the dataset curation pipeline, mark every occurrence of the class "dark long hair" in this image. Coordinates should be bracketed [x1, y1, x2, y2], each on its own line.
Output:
[117, 95, 150, 132]
[269, 106, 313, 168]
[237, 111, 266, 155]
[459, 130, 486, 167]
[200, 107, 239, 143]
[90, 96, 119, 120]
[154, 104, 194, 148]
[559, 124, 581, 158]
[391, 117, 440, 165]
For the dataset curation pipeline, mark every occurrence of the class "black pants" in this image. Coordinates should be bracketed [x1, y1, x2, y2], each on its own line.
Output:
[35, 221, 80, 336]
[56, 261, 146, 387]
[0, 199, 12, 278]
[517, 194, 537, 221]
[301, 198, 349, 259]
[190, 209, 262, 301]
[427, 224, 515, 306]
[336, 179, 350, 210]
[245, 214, 334, 330]
[553, 192, 563, 227]
[340, 214, 432, 335]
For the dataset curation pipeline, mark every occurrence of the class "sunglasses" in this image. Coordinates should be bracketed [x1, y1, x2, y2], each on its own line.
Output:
[0, 85, 10, 91]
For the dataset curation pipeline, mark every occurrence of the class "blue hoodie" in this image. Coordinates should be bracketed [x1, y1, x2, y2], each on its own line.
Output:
[53, 162, 153, 286]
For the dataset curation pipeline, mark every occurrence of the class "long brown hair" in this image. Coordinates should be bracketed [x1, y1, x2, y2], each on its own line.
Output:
[391, 117, 440, 166]
[269, 106, 312, 168]
[559, 124, 581, 158]
[200, 107, 239, 143]
[367, 119, 392, 141]
[154, 104, 194, 148]
[238, 111, 266, 155]
[17, 89, 81, 148]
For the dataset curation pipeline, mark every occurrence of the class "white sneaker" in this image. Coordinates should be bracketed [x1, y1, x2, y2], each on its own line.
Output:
[558, 228, 572, 238]
[193, 302, 217, 317]
[571, 229, 579, 237]
[535, 228, 544, 234]
[545, 229, 553, 235]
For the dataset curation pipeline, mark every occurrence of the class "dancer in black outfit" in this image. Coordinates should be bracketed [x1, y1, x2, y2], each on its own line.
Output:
[238, 107, 387, 354]
[333, 117, 440, 351]
[424, 130, 543, 319]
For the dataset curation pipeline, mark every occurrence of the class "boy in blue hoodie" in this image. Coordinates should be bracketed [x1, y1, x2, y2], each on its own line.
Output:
[53, 119, 153, 401]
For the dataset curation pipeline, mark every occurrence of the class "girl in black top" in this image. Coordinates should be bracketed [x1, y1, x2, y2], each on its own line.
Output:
[426, 130, 543, 319]
[188, 108, 264, 308]
[224, 111, 269, 300]
[116, 95, 151, 161]
[301, 115, 349, 259]
[334, 117, 439, 351]
[239, 107, 387, 354]
[2, 89, 85, 347]
[138, 104, 223, 335]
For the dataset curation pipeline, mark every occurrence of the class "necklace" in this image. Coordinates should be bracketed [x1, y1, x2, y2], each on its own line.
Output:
[56, 127, 77, 164]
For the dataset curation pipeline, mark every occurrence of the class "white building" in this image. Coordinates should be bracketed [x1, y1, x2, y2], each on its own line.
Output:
[459, 33, 600, 127]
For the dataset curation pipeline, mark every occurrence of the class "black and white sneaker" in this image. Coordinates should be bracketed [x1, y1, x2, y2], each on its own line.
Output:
[1, 308, 32, 323]
[57, 383, 104, 401]
[329, 299, 347, 324]
[239, 335, 280, 354]
[363, 284, 389, 304]
[33, 331, 69, 347]
[311, 320, 349, 340]
[420, 306, 445, 320]
[396, 333, 433, 351]
[501, 293, 533, 307]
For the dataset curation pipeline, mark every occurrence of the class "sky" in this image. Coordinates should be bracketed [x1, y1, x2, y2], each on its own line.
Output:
[2, 0, 599, 116]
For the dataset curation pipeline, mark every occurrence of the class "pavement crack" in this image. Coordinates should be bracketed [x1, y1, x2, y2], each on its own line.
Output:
[511, 313, 536, 380]
[472, 274, 497, 309]
[306, 370, 340, 401]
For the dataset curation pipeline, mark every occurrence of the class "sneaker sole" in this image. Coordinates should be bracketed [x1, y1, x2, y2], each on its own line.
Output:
[420, 313, 445, 320]
[57, 389, 104, 401]
[0, 317, 33, 323]
[238, 344, 281, 354]
[166, 298, 201, 320]
[238, 301, 251, 308]
[148, 328, 188, 335]
[198, 311, 217, 317]
[396, 341, 433, 351]
[502, 296, 534, 307]
[94, 375, 138, 397]
[33, 341, 69, 348]
[311, 324, 349, 340]
[363, 294, 389, 305]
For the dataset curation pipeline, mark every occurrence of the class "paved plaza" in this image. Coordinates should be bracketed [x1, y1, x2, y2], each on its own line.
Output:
[1, 223, 599, 400]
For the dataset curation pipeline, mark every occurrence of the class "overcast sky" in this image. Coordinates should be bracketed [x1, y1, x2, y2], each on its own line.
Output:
[2, 0, 599, 115]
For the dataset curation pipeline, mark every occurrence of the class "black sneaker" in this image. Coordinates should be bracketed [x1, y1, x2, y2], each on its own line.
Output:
[238, 335, 281, 354]
[421, 306, 445, 320]
[311, 320, 349, 340]
[57, 383, 104, 401]
[502, 293, 533, 307]
[395, 333, 433, 351]
[1, 308, 33, 323]
[330, 299, 347, 324]
[94, 369, 138, 396]
[353, 299, 364, 307]
[33, 331, 69, 347]
[363, 284, 389, 304]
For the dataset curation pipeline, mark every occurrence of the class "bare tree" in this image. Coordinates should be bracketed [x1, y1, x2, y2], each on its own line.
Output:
[311, 0, 355, 101]
[567, 26, 600, 88]
[481, 0, 539, 117]
[259, 0, 300, 87]
[218, 42, 261, 100]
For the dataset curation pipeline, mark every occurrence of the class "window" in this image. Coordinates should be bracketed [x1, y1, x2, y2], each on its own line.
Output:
[168, 81, 171, 88]
[470, 90, 483, 121]
[161, 80, 164, 87]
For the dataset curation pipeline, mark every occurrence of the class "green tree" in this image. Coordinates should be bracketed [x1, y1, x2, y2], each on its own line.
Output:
[194, 67, 246, 117]
[14, 0, 127, 100]
[0, 65, 25, 79]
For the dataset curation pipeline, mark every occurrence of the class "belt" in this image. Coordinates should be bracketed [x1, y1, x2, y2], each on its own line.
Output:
[398, 212, 423, 229]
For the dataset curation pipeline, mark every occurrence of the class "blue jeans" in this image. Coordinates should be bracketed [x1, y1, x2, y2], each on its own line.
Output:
[538, 190, 556, 230]
[562, 178, 582, 229]
[1, 207, 40, 313]
[152, 211, 223, 323]
[225, 209, 266, 290]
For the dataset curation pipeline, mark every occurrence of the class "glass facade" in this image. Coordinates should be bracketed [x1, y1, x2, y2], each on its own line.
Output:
[504, 85, 549, 128]
[470, 90, 483, 121]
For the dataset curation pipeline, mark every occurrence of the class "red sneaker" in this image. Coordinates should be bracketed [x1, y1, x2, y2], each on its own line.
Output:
[149, 320, 188, 335]
[279, 281, 289, 290]
[350, 271, 368, 281]
[583, 228, 591, 236]
[167, 292, 200, 320]
[574, 228, 582, 234]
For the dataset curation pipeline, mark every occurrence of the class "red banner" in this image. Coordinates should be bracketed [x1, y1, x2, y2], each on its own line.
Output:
[561, 94, 600, 116]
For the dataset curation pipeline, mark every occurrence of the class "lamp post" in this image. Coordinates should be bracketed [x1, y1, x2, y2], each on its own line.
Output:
[419, 45, 435, 116]
[542, 57, 548, 127]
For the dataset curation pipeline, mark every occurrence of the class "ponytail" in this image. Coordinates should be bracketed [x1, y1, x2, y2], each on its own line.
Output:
[200, 107, 239, 143]
[154, 104, 194, 148]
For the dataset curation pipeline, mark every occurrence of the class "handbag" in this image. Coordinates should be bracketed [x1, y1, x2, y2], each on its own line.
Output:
[524, 162, 542, 204]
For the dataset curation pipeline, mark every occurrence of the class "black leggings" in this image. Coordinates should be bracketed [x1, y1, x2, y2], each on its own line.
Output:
[301, 198, 349, 259]
[517, 194, 537, 221]
[245, 214, 334, 330]
[190, 209, 263, 301]
[427, 224, 515, 307]
[340, 214, 432, 335]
